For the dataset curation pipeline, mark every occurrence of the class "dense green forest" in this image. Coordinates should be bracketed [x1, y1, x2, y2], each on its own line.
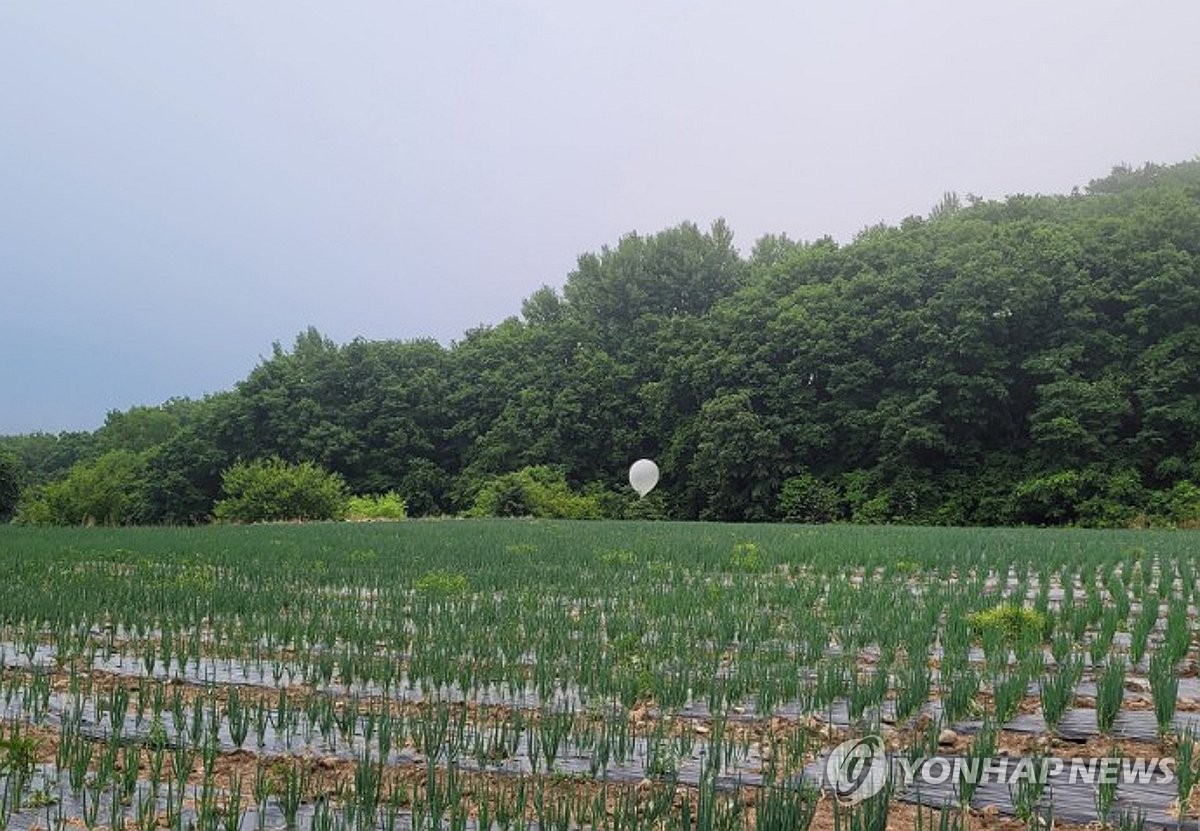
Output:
[4, 160, 1200, 527]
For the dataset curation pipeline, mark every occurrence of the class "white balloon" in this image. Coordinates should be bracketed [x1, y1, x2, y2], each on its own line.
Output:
[629, 459, 659, 498]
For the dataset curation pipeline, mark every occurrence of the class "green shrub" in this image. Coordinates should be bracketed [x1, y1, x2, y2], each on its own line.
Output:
[414, 569, 469, 596]
[10, 488, 54, 526]
[1008, 471, 1081, 525]
[851, 494, 890, 525]
[777, 472, 839, 523]
[11, 450, 149, 526]
[730, 541, 764, 572]
[1073, 468, 1147, 528]
[968, 603, 1047, 644]
[346, 492, 407, 521]
[1149, 480, 1200, 527]
[213, 457, 348, 523]
[840, 469, 877, 518]
[622, 491, 667, 520]
[466, 466, 602, 519]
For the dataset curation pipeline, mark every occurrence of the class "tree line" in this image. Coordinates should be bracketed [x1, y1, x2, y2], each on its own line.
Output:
[3, 160, 1200, 527]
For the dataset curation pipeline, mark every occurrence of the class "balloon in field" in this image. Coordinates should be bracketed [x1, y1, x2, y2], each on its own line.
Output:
[629, 459, 659, 498]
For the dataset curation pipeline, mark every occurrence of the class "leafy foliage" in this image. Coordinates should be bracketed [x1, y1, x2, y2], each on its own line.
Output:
[967, 603, 1047, 644]
[12, 450, 149, 526]
[346, 492, 407, 521]
[213, 457, 348, 523]
[7, 160, 1200, 525]
[0, 449, 19, 521]
[413, 568, 469, 596]
[467, 466, 602, 519]
[777, 472, 840, 523]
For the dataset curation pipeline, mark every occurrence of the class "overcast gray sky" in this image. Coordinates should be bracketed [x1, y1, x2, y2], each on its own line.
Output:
[2, 1, 1198, 433]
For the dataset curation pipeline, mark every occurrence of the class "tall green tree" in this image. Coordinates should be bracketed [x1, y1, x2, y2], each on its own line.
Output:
[15, 450, 149, 526]
[8, 159, 1200, 527]
[0, 449, 20, 520]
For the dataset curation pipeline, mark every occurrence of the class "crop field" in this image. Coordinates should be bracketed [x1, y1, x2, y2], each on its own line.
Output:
[0, 521, 1198, 831]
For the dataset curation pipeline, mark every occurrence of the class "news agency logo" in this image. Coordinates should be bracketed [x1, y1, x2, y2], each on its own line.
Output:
[826, 735, 888, 805]
[824, 736, 1177, 806]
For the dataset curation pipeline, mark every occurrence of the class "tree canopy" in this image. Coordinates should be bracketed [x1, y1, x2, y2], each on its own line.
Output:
[6, 160, 1200, 526]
